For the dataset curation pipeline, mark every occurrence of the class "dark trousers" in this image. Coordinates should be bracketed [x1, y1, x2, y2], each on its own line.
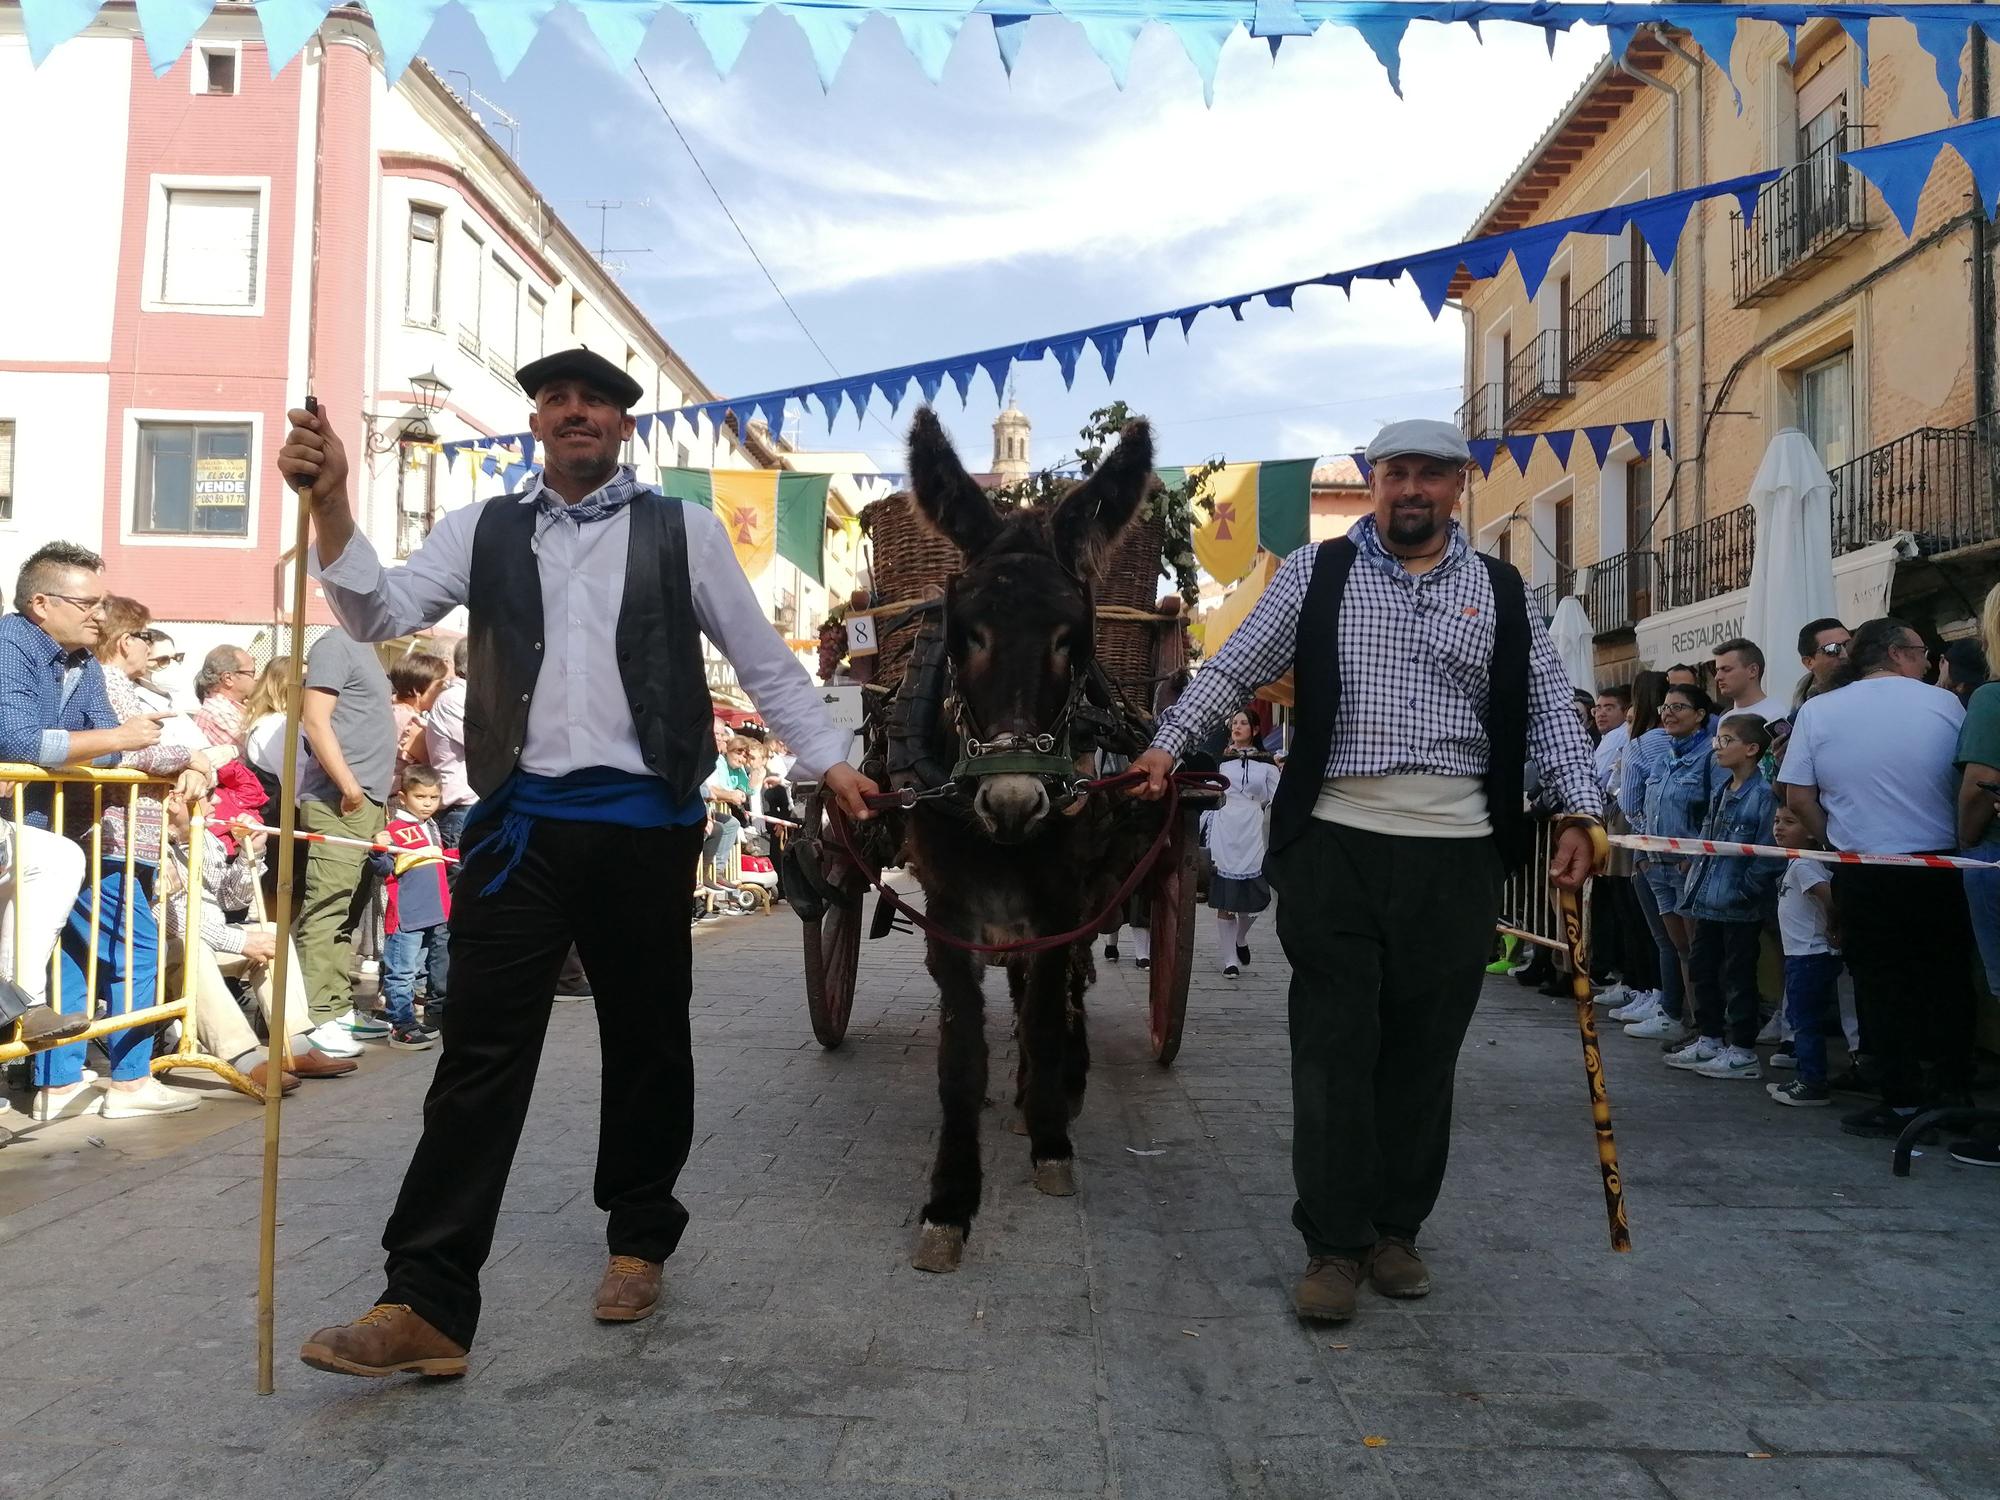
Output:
[1609, 877, 1659, 991]
[1831, 863, 1977, 1109]
[380, 817, 704, 1348]
[1269, 821, 1502, 1257]
[1689, 918, 1762, 1048]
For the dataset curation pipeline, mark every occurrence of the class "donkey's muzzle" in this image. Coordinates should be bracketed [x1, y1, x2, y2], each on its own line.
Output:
[973, 774, 1051, 843]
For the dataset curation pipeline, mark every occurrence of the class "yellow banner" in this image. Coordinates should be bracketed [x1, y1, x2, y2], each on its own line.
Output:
[1192, 463, 1259, 585]
[713, 469, 777, 579]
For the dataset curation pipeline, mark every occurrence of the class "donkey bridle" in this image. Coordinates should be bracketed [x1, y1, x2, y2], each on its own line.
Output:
[941, 562, 1094, 796]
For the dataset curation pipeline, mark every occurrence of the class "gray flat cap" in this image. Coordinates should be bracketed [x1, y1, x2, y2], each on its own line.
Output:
[1365, 418, 1471, 465]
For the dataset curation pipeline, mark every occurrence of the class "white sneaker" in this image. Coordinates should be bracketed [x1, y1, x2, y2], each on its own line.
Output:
[100, 1078, 202, 1118]
[338, 1007, 392, 1039]
[1595, 983, 1629, 1011]
[1693, 1045, 1762, 1081]
[1623, 1009, 1684, 1039]
[306, 1020, 366, 1058]
[1755, 1013, 1783, 1046]
[31, 1083, 101, 1122]
[1609, 990, 1658, 1023]
[1664, 1036, 1721, 1071]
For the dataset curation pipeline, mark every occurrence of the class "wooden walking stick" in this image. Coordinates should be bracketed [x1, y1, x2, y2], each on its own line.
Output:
[1554, 815, 1631, 1253]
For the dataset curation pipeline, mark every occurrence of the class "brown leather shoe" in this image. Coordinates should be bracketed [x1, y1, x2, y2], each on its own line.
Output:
[1292, 1255, 1365, 1322]
[594, 1254, 663, 1322]
[300, 1303, 468, 1378]
[247, 1061, 301, 1097]
[1368, 1236, 1432, 1299]
[15, 1006, 90, 1051]
[285, 1048, 359, 1079]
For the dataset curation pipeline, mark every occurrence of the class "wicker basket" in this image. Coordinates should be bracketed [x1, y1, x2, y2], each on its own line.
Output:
[1093, 511, 1168, 694]
[864, 492, 959, 691]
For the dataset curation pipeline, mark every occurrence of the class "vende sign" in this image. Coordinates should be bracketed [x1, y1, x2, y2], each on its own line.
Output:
[1634, 540, 1905, 670]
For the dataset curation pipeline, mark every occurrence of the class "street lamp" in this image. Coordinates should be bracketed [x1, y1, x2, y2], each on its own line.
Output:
[410, 367, 451, 416]
[364, 370, 454, 454]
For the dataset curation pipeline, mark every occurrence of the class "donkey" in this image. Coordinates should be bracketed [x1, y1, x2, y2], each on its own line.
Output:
[900, 407, 1159, 1274]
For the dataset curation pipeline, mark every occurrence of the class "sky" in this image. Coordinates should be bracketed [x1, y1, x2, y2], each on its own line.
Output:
[416, 10, 1610, 476]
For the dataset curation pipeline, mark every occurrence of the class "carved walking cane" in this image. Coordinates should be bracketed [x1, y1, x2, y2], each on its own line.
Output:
[1555, 816, 1631, 1253]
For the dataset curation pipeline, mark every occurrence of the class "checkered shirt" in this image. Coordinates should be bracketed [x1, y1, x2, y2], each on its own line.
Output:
[1152, 517, 1602, 817]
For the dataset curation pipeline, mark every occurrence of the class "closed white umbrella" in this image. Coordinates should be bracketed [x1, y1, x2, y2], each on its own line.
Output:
[1549, 593, 1595, 695]
[1742, 428, 1836, 682]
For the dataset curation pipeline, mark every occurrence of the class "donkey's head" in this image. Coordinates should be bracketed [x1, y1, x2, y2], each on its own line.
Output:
[906, 407, 1154, 842]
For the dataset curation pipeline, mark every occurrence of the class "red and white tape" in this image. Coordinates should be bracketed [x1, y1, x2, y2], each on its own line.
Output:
[1611, 832, 1994, 872]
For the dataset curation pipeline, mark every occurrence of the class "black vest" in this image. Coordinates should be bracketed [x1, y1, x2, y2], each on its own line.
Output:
[463, 493, 710, 801]
[1269, 538, 1532, 867]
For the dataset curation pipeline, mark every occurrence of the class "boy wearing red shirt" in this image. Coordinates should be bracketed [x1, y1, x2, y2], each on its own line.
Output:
[371, 766, 451, 1050]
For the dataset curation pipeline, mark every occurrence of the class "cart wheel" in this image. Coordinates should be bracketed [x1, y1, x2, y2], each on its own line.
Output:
[803, 881, 862, 1049]
[1145, 802, 1201, 1066]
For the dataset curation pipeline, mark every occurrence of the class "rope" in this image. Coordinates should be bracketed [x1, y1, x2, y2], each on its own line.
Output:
[1611, 833, 1996, 871]
[825, 768, 1226, 958]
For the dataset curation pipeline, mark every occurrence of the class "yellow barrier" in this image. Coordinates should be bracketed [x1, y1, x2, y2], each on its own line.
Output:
[0, 762, 257, 1098]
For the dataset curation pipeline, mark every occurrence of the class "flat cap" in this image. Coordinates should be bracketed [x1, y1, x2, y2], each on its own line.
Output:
[1364, 418, 1472, 465]
[516, 346, 644, 409]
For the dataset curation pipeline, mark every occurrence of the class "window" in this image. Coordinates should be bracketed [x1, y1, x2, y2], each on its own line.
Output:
[457, 226, 483, 353]
[526, 290, 547, 361]
[159, 188, 259, 308]
[134, 422, 251, 537]
[194, 44, 237, 95]
[483, 254, 519, 372]
[406, 207, 441, 327]
[1496, 528, 1512, 569]
[1797, 350, 1854, 468]
[396, 450, 437, 559]
[675, 442, 690, 468]
[0, 420, 13, 522]
[1625, 456, 1653, 550]
[1553, 495, 1575, 598]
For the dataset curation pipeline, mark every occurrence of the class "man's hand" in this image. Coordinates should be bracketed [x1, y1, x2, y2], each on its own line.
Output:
[337, 781, 366, 816]
[239, 928, 278, 963]
[108, 712, 174, 752]
[1129, 747, 1175, 801]
[278, 406, 349, 509]
[173, 768, 212, 803]
[1549, 825, 1596, 891]
[821, 763, 880, 821]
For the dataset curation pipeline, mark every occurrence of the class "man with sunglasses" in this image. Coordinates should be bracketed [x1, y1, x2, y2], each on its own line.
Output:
[1795, 617, 1851, 707]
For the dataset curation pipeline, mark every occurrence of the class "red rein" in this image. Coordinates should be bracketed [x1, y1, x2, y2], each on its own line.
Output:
[825, 769, 1226, 958]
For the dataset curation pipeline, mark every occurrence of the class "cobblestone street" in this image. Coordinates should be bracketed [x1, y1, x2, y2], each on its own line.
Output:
[2, 895, 1998, 1499]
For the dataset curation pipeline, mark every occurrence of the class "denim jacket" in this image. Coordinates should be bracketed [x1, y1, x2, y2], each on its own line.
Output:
[1641, 731, 1717, 842]
[1679, 772, 1783, 922]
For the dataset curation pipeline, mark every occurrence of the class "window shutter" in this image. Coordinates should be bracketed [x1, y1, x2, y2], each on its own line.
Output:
[0, 421, 14, 513]
[161, 189, 260, 306]
[408, 208, 441, 324]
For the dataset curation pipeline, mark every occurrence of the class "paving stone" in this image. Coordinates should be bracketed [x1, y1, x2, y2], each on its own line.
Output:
[1381, 1447, 1670, 1498]
[829, 1421, 1106, 1492]
[40, 1447, 382, 1498]
[0, 1441, 102, 1496]
[1650, 1454, 1958, 1500]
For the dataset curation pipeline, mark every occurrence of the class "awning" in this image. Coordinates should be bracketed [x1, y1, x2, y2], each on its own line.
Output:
[1633, 538, 1907, 671]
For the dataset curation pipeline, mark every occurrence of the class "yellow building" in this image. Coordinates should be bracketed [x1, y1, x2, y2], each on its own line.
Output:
[1457, 21, 1996, 683]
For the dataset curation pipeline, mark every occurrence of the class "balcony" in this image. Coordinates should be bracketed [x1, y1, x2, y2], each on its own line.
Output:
[1731, 124, 1868, 306]
[1530, 581, 1557, 620]
[1504, 328, 1571, 428]
[1660, 503, 1756, 609]
[1828, 413, 2000, 557]
[1457, 383, 1504, 441]
[1566, 261, 1655, 378]
[1583, 549, 1661, 635]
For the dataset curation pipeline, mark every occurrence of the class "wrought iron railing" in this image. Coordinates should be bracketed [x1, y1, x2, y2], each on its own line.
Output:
[1583, 549, 1661, 635]
[1660, 503, 1756, 609]
[1530, 580, 1557, 620]
[1827, 413, 2000, 556]
[1458, 383, 1504, 441]
[1505, 328, 1571, 427]
[1731, 124, 1868, 305]
[1567, 261, 1655, 378]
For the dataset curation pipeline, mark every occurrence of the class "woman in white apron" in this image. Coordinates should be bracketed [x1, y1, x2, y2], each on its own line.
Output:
[1206, 710, 1281, 977]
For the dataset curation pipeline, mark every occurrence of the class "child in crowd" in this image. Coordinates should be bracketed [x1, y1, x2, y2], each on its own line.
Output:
[1669, 714, 1782, 1081]
[369, 765, 451, 1050]
[1766, 803, 1841, 1106]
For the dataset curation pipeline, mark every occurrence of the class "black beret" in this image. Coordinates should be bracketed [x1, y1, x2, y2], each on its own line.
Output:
[516, 346, 644, 409]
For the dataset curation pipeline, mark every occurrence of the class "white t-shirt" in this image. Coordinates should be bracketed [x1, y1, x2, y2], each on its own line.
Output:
[245, 713, 306, 776]
[1777, 676, 1964, 853]
[1777, 860, 1838, 957]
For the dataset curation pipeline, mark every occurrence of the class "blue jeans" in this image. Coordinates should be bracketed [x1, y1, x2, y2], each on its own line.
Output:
[1632, 862, 1684, 1020]
[1783, 952, 1843, 1087]
[382, 925, 449, 1028]
[33, 865, 160, 1087]
[1963, 835, 2000, 997]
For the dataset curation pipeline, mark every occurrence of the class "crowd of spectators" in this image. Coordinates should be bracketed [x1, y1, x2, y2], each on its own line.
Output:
[1582, 599, 2000, 1167]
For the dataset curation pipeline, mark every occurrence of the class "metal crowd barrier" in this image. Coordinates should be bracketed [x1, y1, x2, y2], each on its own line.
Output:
[1497, 814, 1589, 961]
[0, 764, 255, 1097]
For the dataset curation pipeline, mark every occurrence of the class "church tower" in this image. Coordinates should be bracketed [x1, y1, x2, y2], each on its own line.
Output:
[991, 394, 1031, 485]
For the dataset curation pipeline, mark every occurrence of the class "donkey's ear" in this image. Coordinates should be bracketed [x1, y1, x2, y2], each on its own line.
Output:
[1051, 419, 1154, 577]
[907, 408, 1002, 560]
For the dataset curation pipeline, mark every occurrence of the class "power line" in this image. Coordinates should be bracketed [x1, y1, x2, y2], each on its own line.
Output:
[632, 62, 902, 450]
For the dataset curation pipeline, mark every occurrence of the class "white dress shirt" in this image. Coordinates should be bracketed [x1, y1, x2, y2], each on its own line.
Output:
[309, 477, 851, 783]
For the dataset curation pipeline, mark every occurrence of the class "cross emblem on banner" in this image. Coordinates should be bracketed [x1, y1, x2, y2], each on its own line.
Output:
[1212, 500, 1237, 540]
[731, 506, 759, 545]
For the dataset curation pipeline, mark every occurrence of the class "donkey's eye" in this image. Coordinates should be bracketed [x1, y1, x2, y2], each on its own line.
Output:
[969, 627, 994, 653]
[1051, 630, 1073, 655]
